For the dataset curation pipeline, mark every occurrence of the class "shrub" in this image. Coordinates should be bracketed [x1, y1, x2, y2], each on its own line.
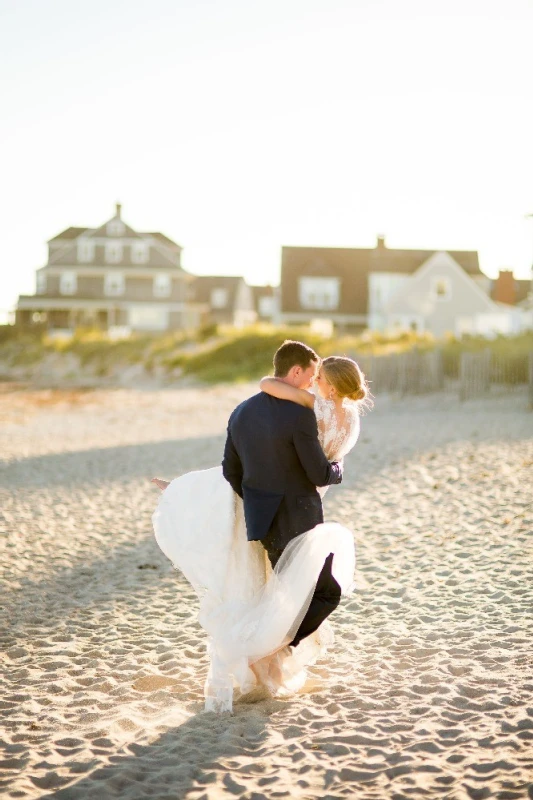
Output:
[178, 327, 325, 383]
[196, 323, 219, 342]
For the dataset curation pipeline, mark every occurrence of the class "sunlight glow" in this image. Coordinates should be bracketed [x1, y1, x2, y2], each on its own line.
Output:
[1, 0, 532, 321]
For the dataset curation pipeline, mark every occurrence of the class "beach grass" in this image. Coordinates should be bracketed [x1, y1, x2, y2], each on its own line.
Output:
[1, 323, 532, 385]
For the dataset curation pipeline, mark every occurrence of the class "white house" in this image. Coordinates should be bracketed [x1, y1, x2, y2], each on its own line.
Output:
[383, 251, 506, 336]
[280, 236, 488, 333]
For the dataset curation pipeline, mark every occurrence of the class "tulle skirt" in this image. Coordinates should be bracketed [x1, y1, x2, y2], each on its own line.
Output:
[152, 466, 355, 712]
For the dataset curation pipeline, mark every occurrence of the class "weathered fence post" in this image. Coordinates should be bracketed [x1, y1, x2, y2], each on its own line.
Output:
[433, 349, 445, 391]
[397, 353, 408, 396]
[460, 349, 491, 401]
[421, 349, 444, 393]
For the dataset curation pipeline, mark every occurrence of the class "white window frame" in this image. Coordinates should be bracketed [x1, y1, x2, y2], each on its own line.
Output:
[104, 272, 125, 296]
[153, 273, 171, 298]
[107, 220, 125, 236]
[105, 241, 123, 264]
[299, 276, 340, 311]
[258, 295, 274, 317]
[60, 271, 77, 295]
[131, 241, 149, 264]
[36, 272, 47, 294]
[77, 239, 95, 263]
[432, 276, 452, 301]
[211, 288, 229, 308]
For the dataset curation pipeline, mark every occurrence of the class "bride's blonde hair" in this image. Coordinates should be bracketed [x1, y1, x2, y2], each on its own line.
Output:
[321, 356, 373, 409]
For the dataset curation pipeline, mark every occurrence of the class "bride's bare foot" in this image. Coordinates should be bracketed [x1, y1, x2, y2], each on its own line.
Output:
[151, 478, 170, 491]
[250, 646, 290, 694]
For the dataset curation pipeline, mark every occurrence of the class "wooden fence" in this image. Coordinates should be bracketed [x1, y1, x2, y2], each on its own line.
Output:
[349, 349, 533, 402]
[459, 351, 491, 401]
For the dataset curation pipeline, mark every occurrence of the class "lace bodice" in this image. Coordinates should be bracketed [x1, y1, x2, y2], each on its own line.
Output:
[314, 394, 360, 461]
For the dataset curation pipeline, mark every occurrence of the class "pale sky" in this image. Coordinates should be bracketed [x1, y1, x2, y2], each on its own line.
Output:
[1, 0, 532, 319]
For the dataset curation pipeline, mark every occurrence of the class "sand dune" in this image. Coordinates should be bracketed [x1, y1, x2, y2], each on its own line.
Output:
[1, 384, 532, 799]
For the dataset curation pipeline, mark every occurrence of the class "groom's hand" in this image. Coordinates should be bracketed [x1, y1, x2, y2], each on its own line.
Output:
[329, 461, 343, 485]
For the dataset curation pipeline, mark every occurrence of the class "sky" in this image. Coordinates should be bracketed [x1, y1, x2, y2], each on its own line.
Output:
[1, 0, 532, 320]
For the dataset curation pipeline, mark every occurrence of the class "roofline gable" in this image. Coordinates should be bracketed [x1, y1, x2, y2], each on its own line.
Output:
[281, 244, 481, 277]
[392, 251, 497, 311]
[47, 227, 92, 243]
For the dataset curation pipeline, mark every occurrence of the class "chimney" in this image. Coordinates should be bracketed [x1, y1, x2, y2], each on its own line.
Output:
[492, 270, 515, 305]
[376, 234, 386, 249]
[115, 202, 122, 219]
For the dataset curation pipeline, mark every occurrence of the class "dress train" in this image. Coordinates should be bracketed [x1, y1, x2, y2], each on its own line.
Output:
[152, 466, 355, 712]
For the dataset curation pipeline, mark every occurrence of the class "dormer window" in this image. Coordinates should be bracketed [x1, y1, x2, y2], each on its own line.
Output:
[105, 241, 123, 264]
[153, 273, 171, 297]
[60, 271, 77, 295]
[107, 220, 125, 236]
[104, 272, 125, 296]
[36, 272, 47, 294]
[78, 239, 95, 263]
[131, 241, 149, 264]
[211, 288, 228, 308]
[432, 277, 451, 301]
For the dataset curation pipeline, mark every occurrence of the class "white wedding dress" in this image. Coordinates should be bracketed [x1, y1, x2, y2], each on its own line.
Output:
[152, 394, 361, 712]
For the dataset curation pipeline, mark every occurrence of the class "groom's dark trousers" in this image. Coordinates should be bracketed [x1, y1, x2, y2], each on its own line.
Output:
[222, 392, 343, 648]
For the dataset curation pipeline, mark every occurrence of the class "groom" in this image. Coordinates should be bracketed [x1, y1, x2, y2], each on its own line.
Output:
[222, 339, 343, 647]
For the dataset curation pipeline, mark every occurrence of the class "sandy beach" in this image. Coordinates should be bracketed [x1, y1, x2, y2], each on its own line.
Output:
[1, 383, 532, 799]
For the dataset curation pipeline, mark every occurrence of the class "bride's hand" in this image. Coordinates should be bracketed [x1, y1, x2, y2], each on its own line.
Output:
[151, 478, 170, 491]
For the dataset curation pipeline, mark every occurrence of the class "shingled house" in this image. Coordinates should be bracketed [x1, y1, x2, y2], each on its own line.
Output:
[251, 284, 279, 322]
[280, 235, 502, 335]
[16, 205, 203, 332]
[188, 275, 256, 327]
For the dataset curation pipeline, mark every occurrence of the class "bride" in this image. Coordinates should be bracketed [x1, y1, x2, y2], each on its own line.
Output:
[152, 350, 370, 713]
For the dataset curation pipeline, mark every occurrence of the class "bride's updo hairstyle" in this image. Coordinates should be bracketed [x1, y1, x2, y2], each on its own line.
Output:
[321, 356, 373, 409]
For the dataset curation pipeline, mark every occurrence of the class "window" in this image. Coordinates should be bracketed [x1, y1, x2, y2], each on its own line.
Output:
[105, 241, 123, 264]
[77, 240, 95, 263]
[36, 272, 47, 294]
[107, 220, 125, 236]
[128, 306, 168, 331]
[299, 277, 340, 310]
[60, 271, 77, 295]
[432, 276, 451, 301]
[153, 273, 171, 297]
[259, 296, 274, 317]
[131, 241, 149, 264]
[104, 272, 125, 296]
[211, 288, 229, 308]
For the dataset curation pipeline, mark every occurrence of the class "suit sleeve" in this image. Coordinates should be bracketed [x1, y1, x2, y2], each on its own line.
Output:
[222, 425, 244, 498]
[292, 408, 343, 487]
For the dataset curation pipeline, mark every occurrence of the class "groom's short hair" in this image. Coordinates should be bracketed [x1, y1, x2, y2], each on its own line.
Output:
[273, 340, 319, 377]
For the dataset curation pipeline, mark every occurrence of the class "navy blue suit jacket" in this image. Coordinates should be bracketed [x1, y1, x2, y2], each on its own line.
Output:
[222, 392, 342, 550]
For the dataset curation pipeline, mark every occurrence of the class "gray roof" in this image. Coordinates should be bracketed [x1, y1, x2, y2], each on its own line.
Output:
[49, 225, 181, 248]
[147, 232, 181, 249]
[48, 227, 87, 242]
[45, 210, 182, 270]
